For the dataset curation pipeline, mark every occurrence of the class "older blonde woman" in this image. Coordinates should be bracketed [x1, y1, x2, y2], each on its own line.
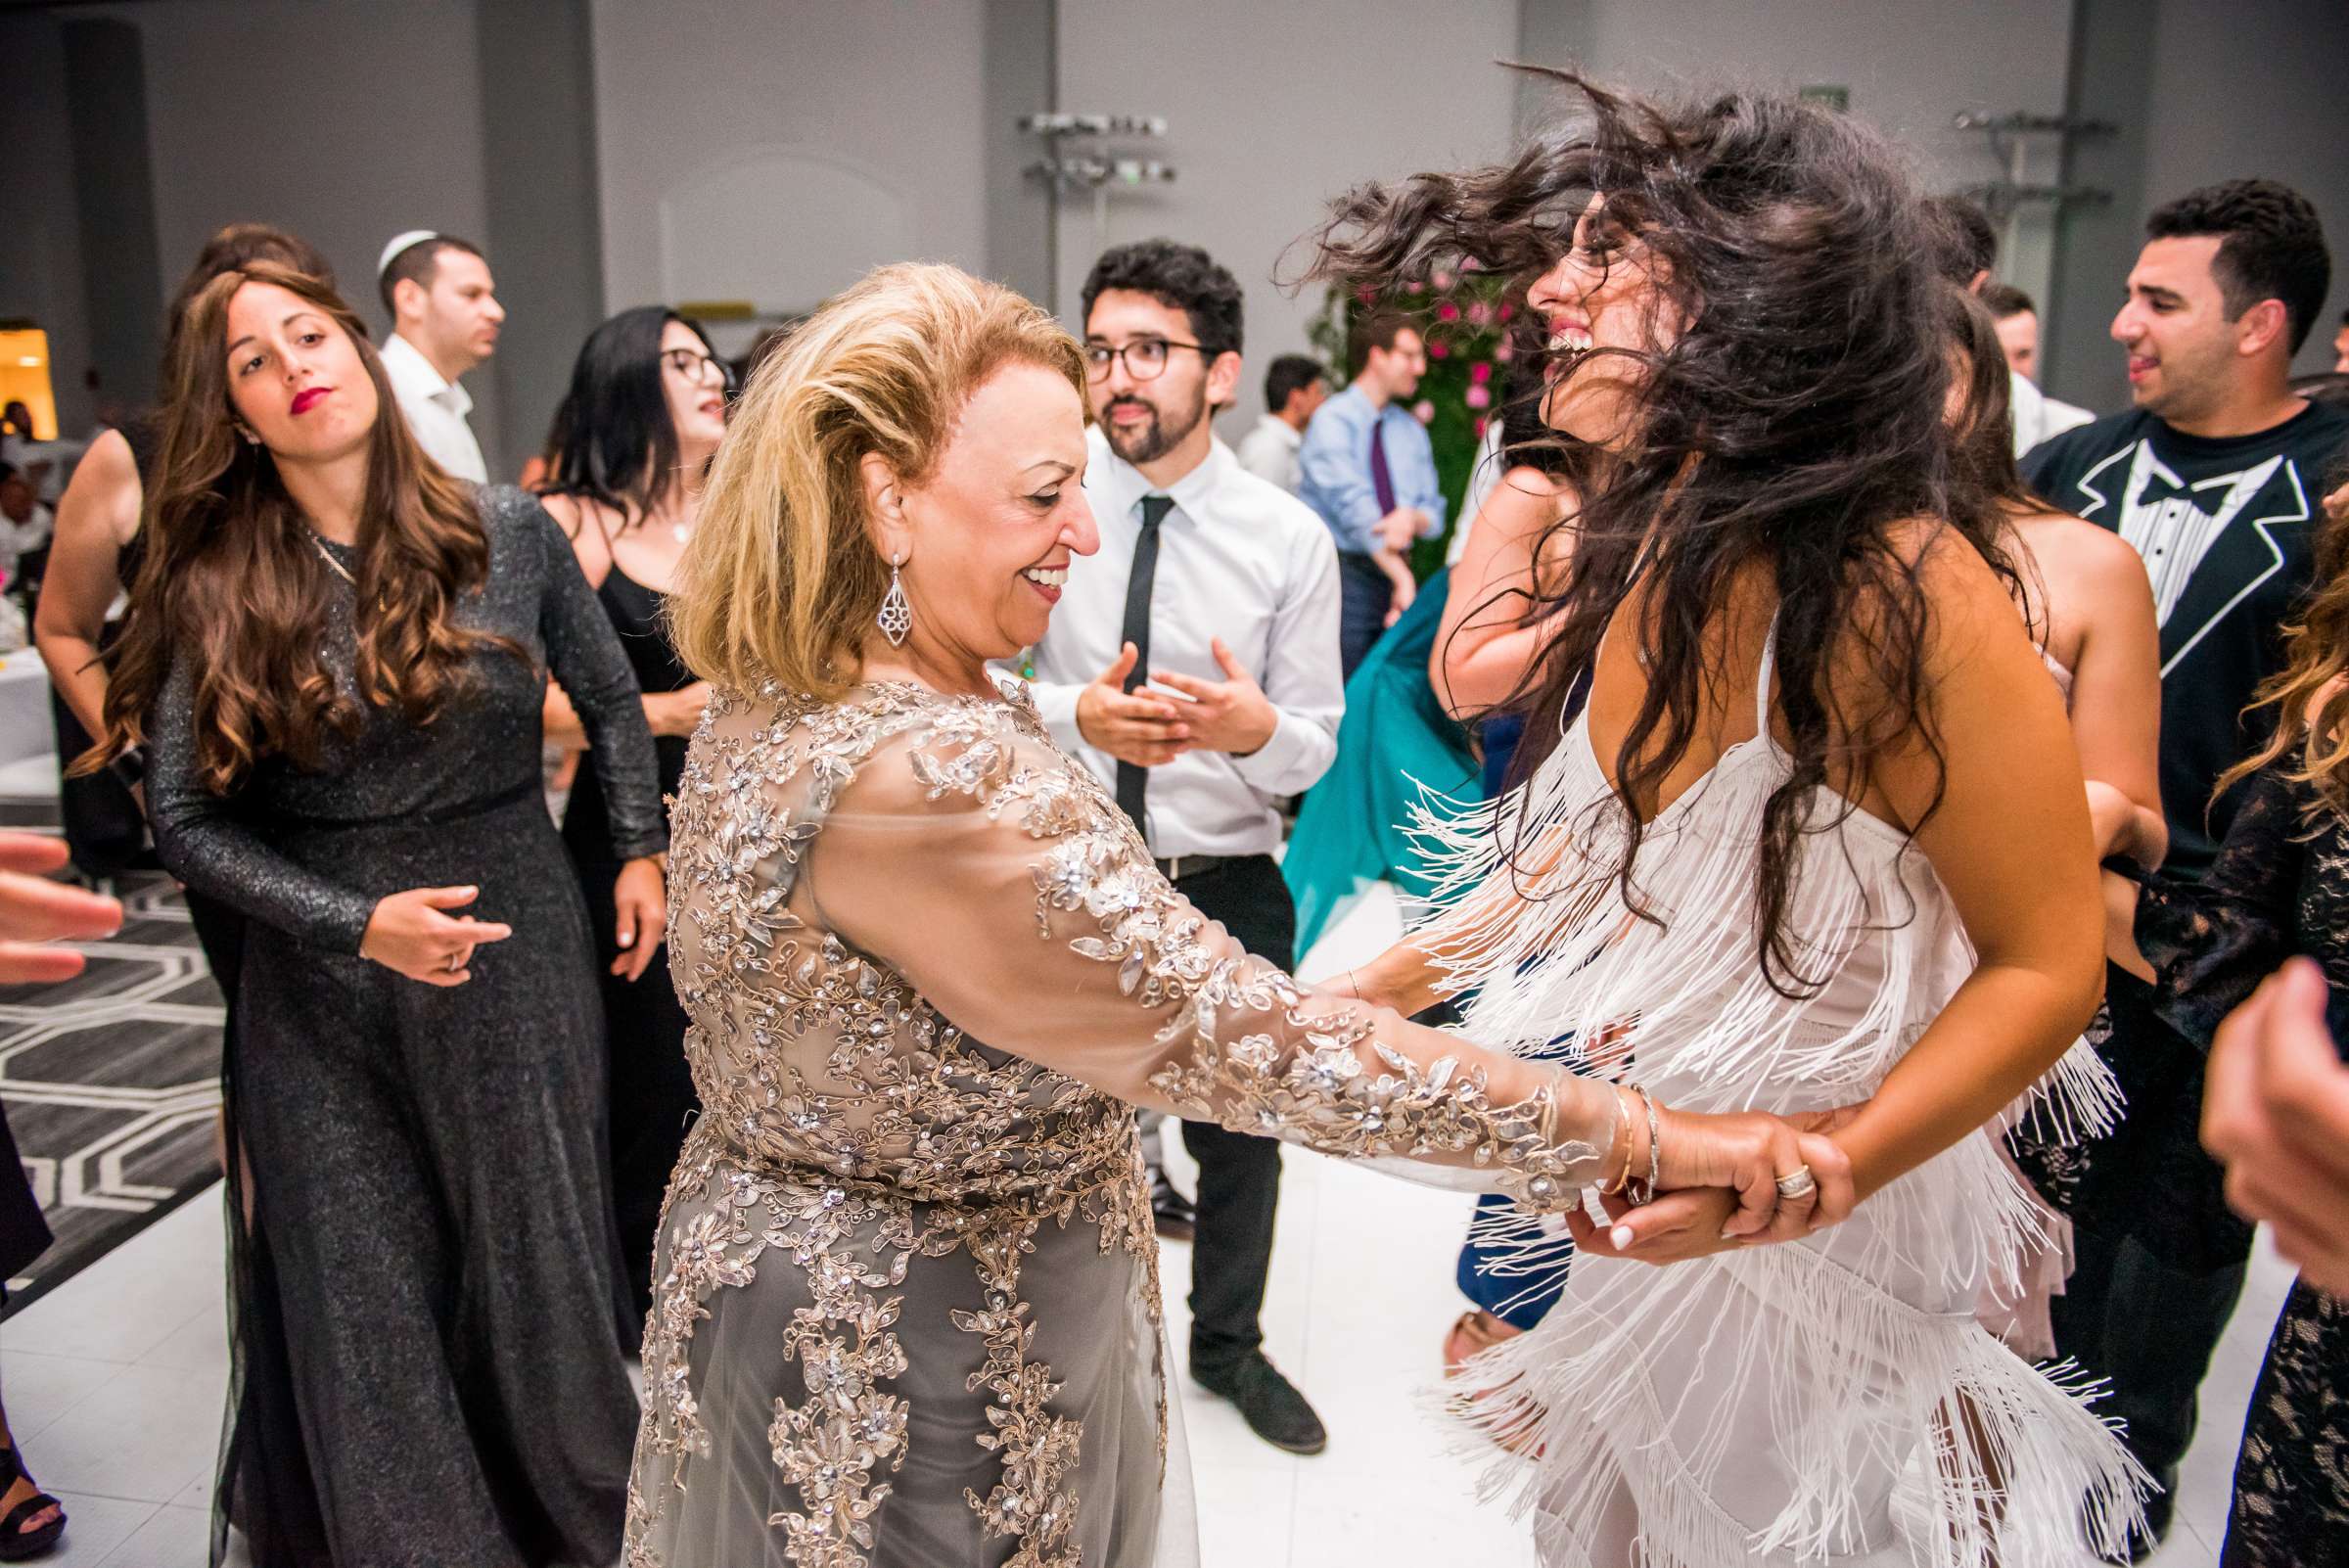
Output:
[624, 262, 1852, 1567]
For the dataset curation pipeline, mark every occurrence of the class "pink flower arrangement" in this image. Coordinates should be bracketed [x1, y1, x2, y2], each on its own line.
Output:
[1466, 300, 1492, 327]
[1436, 301, 1461, 323]
[1432, 269, 1455, 291]
[1473, 415, 1489, 438]
[1468, 361, 1492, 384]
[1497, 302, 1515, 322]
[1465, 385, 1491, 410]
[1493, 341, 1514, 363]
[1412, 400, 1435, 424]
[1427, 340, 1450, 359]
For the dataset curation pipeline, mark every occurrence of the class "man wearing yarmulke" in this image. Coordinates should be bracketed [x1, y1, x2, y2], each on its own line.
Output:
[376, 229, 503, 482]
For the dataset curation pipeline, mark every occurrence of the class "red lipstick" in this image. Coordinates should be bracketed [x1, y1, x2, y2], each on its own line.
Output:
[291, 387, 331, 416]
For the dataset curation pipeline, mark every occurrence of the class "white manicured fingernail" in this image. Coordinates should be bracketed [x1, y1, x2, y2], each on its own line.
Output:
[1719, 1227, 1737, 1241]
[619, 933, 633, 947]
[1608, 1223, 1635, 1249]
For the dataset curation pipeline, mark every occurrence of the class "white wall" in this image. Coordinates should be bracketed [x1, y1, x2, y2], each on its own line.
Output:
[1579, 0, 2076, 318]
[95, 0, 508, 460]
[590, 0, 990, 354]
[2142, 0, 2349, 380]
[1053, 0, 1524, 433]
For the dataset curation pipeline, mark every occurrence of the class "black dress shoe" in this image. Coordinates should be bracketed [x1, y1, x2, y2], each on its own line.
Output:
[1193, 1352, 1327, 1455]
[1150, 1171, 1195, 1243]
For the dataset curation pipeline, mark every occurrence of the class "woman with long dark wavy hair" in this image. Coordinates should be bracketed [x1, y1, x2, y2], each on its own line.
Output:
[534, 304, 726, 1322]
[1330, 74, 2145, 1564]
[90, 262, 666, 1568]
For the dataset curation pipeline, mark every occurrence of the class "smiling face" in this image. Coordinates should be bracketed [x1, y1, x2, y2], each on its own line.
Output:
[2111, 235, 2250, 425]
[1525, 198, 1679, 450]
[873, 361, 1098, 667]
[660, 318, 729, 458]
[224, 279, 381, 463]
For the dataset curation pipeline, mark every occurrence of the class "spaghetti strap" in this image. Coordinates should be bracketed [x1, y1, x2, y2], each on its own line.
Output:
[1752, 609, 1779, 736]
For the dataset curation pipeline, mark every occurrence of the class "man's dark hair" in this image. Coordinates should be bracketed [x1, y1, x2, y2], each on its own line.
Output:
[380, 234, 486, 318]
[1980, 282, 2035, 320]
[1348, 312, 1417, 377]
[1924, 194, 1998, 285]
[1263, 353, 1325, 413]
[2146, 179, 2332, 353]
[1081, 239, 1244, 355]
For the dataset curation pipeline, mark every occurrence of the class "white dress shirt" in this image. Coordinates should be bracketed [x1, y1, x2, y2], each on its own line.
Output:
[1021, 430, 1345, 857]
[382, 333, 487, 483]
[2010, 367, 2094, 459]
[1232, 412, 1304, 493]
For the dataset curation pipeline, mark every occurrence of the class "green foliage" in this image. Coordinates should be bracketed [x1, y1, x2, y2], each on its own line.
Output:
[1308, 272, 1517, 579]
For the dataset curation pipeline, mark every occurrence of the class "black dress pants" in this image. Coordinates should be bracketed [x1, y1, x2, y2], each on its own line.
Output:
[1336, 552, 1393, 680]
[2048, 966, 2255, 1494]
[1172, 853, 1293, 1377]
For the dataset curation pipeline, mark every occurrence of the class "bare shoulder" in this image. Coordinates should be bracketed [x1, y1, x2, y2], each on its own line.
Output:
[58, 428, 143, 545]
[2013, 511, 2149, 597]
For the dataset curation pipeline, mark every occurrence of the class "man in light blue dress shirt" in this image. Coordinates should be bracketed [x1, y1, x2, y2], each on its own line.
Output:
[1295, 315, 1446, 673]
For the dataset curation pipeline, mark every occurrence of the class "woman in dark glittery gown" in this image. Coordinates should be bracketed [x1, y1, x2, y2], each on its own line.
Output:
[535, 306, 726, 1324]
[2103, 477, 2349, 1568]
[93, 262, 668, 1568]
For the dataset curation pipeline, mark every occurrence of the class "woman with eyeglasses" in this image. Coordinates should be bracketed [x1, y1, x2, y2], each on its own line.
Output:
[535, 305, 726, 1323]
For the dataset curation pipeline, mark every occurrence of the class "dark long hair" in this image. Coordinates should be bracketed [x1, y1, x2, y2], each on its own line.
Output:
[89, 262, 513, 793]
[537, 305, 720, 527]
[1308, 70, 2016, 993]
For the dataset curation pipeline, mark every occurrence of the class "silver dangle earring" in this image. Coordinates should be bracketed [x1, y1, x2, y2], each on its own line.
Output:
[878, 553, 912, 647]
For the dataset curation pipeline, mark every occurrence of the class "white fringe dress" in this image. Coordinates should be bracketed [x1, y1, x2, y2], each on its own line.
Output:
[1424, 631, 2146, 1568]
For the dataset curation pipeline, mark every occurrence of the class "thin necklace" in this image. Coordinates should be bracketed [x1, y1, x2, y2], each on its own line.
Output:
[306, 530, 358, 587]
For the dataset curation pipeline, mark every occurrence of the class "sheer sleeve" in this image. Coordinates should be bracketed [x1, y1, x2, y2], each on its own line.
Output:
[146, 655, 377, 952]
[530, 501, 668, 861]
[803, 700, 1611, 1205]
[2125, 762, 2305, 1050]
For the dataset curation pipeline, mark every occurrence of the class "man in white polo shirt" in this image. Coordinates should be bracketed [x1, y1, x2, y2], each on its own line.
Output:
[376, 230, 503, 482]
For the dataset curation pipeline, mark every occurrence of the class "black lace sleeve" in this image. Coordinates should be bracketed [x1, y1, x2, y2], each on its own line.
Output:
[2127, 763, 2307, 1050]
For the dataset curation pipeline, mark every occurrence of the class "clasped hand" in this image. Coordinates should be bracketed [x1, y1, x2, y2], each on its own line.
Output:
[1075, 638, 1275, 766]
[1570, 1102, 1862, 1265]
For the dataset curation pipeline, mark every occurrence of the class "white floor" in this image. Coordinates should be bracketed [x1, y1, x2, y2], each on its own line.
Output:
[0, 881, 2298, 1566]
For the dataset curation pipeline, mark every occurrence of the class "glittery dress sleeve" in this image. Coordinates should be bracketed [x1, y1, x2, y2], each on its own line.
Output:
[529, 502, 668, 862]
[145, 656, 379, 952]
[804, 694, 1611, 1202]
[2129, 762, 2305, 1050]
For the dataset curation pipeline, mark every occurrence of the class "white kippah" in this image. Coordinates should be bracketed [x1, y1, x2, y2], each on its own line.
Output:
[378, 230, 441, 279]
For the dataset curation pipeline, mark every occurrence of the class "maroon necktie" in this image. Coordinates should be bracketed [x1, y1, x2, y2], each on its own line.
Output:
[1369, 417, 1398, 517]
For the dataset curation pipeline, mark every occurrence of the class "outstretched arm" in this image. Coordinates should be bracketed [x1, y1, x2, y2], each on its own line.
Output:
[804, 717, 1850, 1239]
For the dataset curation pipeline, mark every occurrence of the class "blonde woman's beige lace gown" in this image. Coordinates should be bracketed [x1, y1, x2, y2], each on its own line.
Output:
[622, 677, 1604, 1568]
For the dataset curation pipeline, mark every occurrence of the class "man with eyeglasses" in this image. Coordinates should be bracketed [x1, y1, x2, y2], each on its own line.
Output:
[378, 230, 504, 483]
[1018, 239, 1344, 1456]
[1296, 313, 1443, 675]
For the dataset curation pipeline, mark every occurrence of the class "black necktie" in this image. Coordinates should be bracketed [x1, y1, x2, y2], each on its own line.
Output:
[1115, 494, 1174, 832]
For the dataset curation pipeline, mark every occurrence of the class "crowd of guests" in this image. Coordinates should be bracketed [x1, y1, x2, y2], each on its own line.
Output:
[0, 80, 2344, 1568]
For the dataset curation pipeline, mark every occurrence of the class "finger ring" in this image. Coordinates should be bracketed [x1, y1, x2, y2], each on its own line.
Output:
[445, 951, 464, 973]
[1774, 1165, 1816, 1200]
